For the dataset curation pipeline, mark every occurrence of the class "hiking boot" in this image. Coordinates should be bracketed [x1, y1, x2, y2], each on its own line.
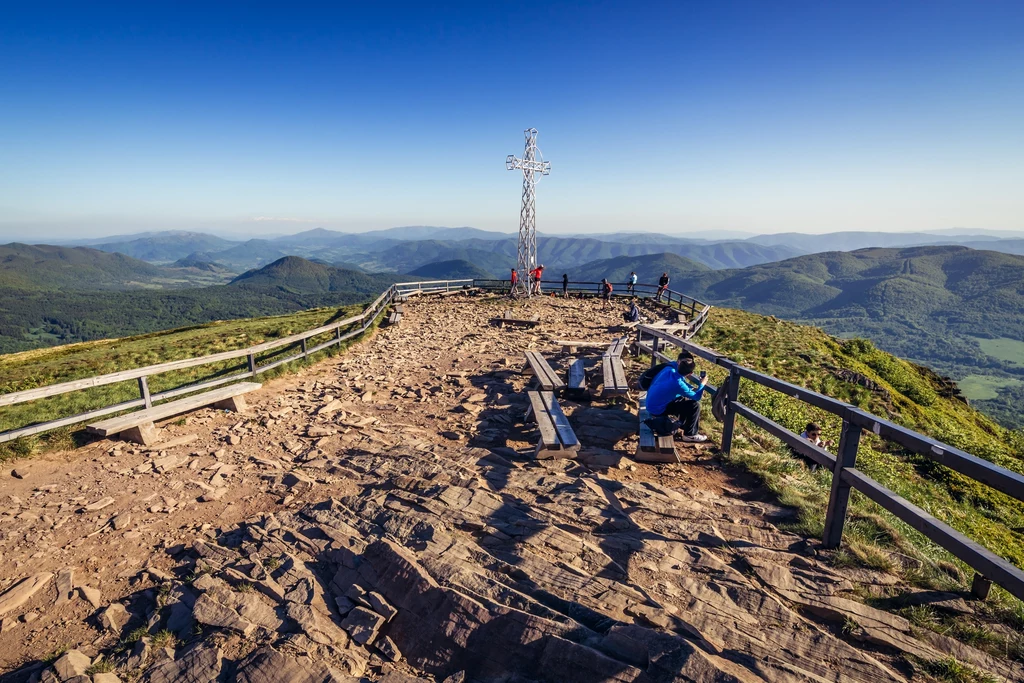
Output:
[679, 433, 708, 443]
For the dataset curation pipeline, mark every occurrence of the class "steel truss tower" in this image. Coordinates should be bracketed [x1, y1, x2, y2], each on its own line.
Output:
[506, 128, 551, 297]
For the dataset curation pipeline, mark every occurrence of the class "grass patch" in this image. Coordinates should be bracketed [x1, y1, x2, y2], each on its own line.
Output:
[922, 656, 997, 683]
[86, 659, 116, 674]
[975, 337, 1024, 367]
[0, 301, 385, 462]
[957, 374, 1022, 402]
[150, 629, 177, 649]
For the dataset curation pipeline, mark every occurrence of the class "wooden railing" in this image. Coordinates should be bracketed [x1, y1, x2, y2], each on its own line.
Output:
[0, 281, 437, 444]
[634, 324, 1024, 603]
[473, 278, 712, 339]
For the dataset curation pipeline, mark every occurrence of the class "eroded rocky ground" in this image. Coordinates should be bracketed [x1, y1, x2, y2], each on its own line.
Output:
[1, 294, 1019, 682]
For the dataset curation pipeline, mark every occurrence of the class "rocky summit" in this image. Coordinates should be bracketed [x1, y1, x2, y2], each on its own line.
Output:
[0, 294, 1020, 682]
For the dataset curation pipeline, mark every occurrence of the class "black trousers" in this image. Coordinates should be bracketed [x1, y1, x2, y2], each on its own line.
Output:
[659, 397, 701, 436]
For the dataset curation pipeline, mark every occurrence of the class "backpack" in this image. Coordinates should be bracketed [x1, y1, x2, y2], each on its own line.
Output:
[711, 382, 730, 422]
[639, 362, 671, 391]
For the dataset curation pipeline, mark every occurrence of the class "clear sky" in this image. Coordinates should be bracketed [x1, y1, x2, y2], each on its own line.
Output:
[1, 1, 1022, 239]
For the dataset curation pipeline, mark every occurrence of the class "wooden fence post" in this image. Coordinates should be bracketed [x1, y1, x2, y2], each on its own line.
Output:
[719, 366, 741, 454]
[137, 376, 152, 409]
[301, 337, 308, 358]
[823, 416, 863, 548]
[651, 336, 660, 368]
[247, 353, 257, 377]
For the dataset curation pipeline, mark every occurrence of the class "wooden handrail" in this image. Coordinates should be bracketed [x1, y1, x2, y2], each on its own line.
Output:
[635, 322, 1024, 603]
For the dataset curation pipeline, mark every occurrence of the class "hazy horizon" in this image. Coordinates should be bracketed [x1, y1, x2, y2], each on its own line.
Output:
[6, 222, 1024, 245]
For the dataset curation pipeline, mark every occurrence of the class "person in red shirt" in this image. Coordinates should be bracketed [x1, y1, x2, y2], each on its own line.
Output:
[508, 268, 518, 297]
[531, 265, 545, 295]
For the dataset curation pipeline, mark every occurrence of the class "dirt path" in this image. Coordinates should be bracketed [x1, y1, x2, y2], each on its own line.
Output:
[1, 294, 1016, 682]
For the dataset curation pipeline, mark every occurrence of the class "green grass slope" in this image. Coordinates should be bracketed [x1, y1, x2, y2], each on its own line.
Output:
[694, 308, 1024, 592]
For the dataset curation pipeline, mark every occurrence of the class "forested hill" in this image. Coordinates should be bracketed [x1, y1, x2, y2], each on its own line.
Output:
[230, 256, 399, 294]
[677, 246, 1024, 341]
[1, 243, 174, 289]
[567, 253, 711, 283]
[0, 256, 409, 355]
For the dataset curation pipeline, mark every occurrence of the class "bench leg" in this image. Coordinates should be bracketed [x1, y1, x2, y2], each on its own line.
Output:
[536, 444, 578, 460]
[122, 422, 158, 446]
[213, 395, 249, 413]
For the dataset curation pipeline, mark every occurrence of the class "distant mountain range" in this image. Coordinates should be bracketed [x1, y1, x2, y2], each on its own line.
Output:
[0, 243, 231, 290]
[43, 227, 1024, 281]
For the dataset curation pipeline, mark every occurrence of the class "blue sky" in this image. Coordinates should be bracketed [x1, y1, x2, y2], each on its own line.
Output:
[1, 1, 1022, 238]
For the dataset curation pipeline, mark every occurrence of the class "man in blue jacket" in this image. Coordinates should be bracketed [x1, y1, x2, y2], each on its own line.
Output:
[645, 352, 708, 442]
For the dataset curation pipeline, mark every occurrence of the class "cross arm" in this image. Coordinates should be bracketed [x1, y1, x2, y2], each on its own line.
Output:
[506, 155, 552, 174]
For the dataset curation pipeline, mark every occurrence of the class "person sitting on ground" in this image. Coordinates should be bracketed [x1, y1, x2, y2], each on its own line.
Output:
[628, 271, 638, 295]
[645, 351, 708, 442]
[801, 422, 834, 448]
[793, 422, 834, 472]
[562, 273, 569, 297]
[600, 278, 613, 308]
[656, 272, 670, 301]
[508, 268, 518, 297]
[623, 298, 641, 323]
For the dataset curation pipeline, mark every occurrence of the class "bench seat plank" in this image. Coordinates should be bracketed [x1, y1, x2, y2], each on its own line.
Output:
[607, 336, 628, 358]
[637, 392, 678, 463]
[540, 391, 579, 449]
[601, 355, 628, 397]
[526, 390, 579, 459]
[567, 358, 587, 396]
[524, 351, 565, 391]
[88, 382, 261, 437]
[527, 391, 559, 449]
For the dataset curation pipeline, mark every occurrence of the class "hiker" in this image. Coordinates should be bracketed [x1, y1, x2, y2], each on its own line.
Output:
[645, 351, 708, 442]
[792, 422, 834, 471]
[562, 273, 569, 298]
[623, 298, 641, 323]
[508, 268, 518, 296]
[627, 271, 637, 295]
[531, 264, 545, 295]
[656, 272, 670, 302]
[801, 422, 834, 448]
[600, 278, 613, 308]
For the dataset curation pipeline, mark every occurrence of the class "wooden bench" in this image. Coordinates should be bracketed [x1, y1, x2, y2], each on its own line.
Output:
[525, 390, 580, 459]
[88, 382, 261, 445]
[646, 319, 689, 336]
[636, 392, 678, 463]
[601, 353, 628, 397]
[606, 336, 629, 358]
[566, 358, 588, 398]
[522, 351, 565, 392]
[493, 310, 540, 328]
[552, 340, 608, 354]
